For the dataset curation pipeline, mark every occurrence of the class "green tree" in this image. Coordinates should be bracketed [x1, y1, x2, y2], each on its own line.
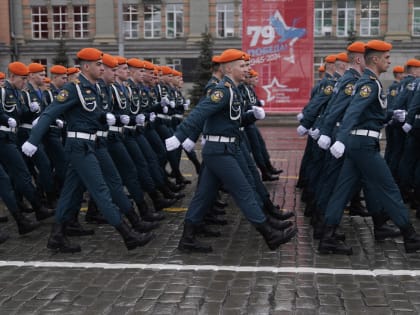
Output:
[52, 38, 69, 66]
[189, 30, 214, 107]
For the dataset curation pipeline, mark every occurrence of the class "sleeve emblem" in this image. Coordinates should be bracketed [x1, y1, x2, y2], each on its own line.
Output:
[56, 90, 69, 102]
[360, 85, 371, 98]
[210, 90, 224, 103]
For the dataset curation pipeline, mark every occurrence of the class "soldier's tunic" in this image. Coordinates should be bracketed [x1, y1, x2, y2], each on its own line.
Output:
[323, 68, 409, 228]
[27, 74, 122, 226]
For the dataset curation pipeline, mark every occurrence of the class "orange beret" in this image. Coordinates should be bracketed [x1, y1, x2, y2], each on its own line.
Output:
[393, 65, 405, 73]
[347, 41, 365, 53]
[161, 66, 173, 75]
[318, 65, 325, 72]
[127, 58, 144, 68]
[43, 77, 51, 83]
[244, 53, 251, 61]
[324, 55, 336, 63]
[212, 55, 221, 63]
[115, 56, 127, 65]
[67, 67, 80, 75]
[77, 48, 103, 61]
[28, 63, 45, 73]
[173, 70, 182, 77]
[102, 54, 118, 68]
[218, 49, 247, 63]
[365, 40, 392, 52]
[8, 62, 29, 76]
[335, 52, 349, 62]
[406, 59, 420, 67]
[249, 69, 259, 77]
[50, 65, 67, 75]
[0, 72, 5, 79]
[143, 61, 155, 70]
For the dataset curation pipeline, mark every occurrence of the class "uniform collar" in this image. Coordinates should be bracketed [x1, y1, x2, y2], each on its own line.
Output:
[364, 68, 378, 79]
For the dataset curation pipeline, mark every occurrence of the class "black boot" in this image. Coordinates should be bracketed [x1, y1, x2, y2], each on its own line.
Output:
[45, 191, 57, 209]
[11, 211, 40, 235]
[203, 213, 228, 225]
[195, 223, 221, 237]
[268, 164, 283, 175]
[159, 185, 185, 200]
[137, 200, 165, 221]
[261, 168, 279, 182]
[178, 221, 212, 252]
[0, 216, 8, 223]
[125, 208, 159, 232]
[0, 229, 8, 244]
[215, 198, 228, 209]
[318, 225, 352, 255]
[190, 156, 201, 174]
[47, 223, 81, 253]
[264, 199, 294, 220]
[85, 199, 108, 224]
[400, 223, 420, 253]
[115, 221, 154, 250]
[33, 203, 55, 221]
[266, 216, 293, 230]
[64, 219, 95, 236]
[212, 206, 226, 216]
[175, 173, 191, 185]
[165, 179, 185, 192]
[254, 220, 297, 250]
[372, 214, 401, 241]
[149, 191, 176, 211]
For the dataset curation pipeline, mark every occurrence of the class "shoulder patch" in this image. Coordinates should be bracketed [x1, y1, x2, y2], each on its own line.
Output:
[344, 83, 354, 96]
[360, 85, 372, 98]
[210, 90, 224, 103]
[224, 82, 231, 88]
[57, 89, 69, 102]
[390, 89, 397, 97]
[323, 85, 333, 95]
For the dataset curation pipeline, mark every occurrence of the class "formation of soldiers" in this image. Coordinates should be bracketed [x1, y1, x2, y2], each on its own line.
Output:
[297, 39, 420, 255]
[0, 47, 295, 252]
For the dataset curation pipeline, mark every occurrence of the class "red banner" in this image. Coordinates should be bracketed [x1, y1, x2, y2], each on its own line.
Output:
[242, 0, 314, 113]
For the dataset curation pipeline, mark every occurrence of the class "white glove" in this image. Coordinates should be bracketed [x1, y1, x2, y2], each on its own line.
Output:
[183, 100, 190, 111]
[297, 125, 308, 136]
[317, 135, 331, 150]
[252, 106, 265, 120]
[308, 128, 320, 140]
[120, 114, 130, 125]
[200, 135, 206, 146]
[32, 117, 39, 127]
[169, 100, 175, 108]
[106, 113, 116, 126]
[161, 96, 170, 106]
[393, 109, 406, 123]
[21, 141, 38, 157]
[297, 113, 304, 122]
[55, 119, 64, 129]
[162, 106, 168, 114]
[330, 141, 345, 159]
[165, 135, 181, 151]
[136, 114, 145, 125]
[260, 100, 265, 107]
[402, 123, 412, 133]
[29, 101, 40, 112]
[7, 118, 17, 128]
[149, 112, 156, 122]
[182, 138, 195, 152]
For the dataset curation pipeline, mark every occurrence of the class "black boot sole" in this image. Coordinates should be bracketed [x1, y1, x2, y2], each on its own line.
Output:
[47, 243, 81, 253]
[318, 245, 353, 255]
[266, 228, 298, 250]
[177, 243, 213, 253]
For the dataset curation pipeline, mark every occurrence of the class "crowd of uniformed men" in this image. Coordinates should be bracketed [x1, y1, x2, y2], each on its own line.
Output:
[0, 47, 294, 253]
[297, 39, 420, 255]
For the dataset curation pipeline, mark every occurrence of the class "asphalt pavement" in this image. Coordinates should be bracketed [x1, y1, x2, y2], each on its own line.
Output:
[0, 124, 420, 314]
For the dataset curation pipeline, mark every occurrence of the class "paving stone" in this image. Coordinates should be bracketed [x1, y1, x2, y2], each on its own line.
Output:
[295, 297, 318, 309]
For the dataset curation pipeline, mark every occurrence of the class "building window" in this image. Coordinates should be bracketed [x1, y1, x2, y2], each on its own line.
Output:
[360, 0, 380, 36]
[32, 6, 49, 39]
[216, 3, 234, 37]
[123, 4, 139, 39]
[166, 58, 181, 71]
[166, 4, 183, 38]
[73, 5, 89, 38]
[413, 0, 420, 36]
[144, 4, 161, 39]
[336, 1, 356, 37]
[314, 1, 333, 37]
[52, 6, 68, 39]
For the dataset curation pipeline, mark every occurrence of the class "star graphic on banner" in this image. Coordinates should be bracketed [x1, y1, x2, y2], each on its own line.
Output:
[262, 77, 286, 102]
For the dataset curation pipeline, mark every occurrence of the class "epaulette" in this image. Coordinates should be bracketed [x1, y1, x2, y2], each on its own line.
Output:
[369, 76, 376, 80]
[71, 79, 81, 85]
[224, 82, 231, 88]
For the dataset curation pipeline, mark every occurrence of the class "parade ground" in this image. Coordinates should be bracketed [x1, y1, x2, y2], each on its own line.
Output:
[1, 124, 420, 314]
